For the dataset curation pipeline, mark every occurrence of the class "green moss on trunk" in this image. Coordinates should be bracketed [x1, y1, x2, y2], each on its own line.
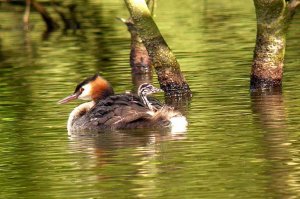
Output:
[251, 0, 298, 90]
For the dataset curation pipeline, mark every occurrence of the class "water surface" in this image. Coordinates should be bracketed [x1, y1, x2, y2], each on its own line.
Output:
[1, 1, 300, 198]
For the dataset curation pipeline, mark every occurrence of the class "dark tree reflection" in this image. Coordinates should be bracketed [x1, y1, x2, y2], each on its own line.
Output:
[251, 90, 297, 198]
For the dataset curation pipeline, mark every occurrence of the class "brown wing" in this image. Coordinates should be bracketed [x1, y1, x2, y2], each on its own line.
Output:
[86, 94, 158, 130]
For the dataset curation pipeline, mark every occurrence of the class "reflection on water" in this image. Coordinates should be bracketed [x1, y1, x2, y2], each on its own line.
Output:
[251, 91, 300, 198]
[68, 130, 186, 167]
[1, 0, 300, 199]
[67, 130, 187, 198]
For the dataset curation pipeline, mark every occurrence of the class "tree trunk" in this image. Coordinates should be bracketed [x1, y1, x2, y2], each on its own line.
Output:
[124, 0, 191, 95]
[119, 0, 154, 74]
[119, 18, 151, 74]
[251, 0, 299, 90]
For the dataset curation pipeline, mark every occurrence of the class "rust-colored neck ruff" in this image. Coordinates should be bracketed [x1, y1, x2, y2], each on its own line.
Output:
[91, 76, 114, 101]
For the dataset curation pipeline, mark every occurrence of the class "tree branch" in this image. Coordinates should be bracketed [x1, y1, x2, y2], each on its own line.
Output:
[288, 0, 300, 11]
[124, 0, 191, 94]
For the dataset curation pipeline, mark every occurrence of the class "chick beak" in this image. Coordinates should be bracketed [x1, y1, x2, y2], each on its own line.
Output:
[153, 87, 163, 94]
[58, 92, 80, 104]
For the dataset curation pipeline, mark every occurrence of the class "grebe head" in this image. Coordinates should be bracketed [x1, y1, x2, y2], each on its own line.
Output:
[58, 74, 114, 104]
[138, 83, 162, 98]
[138, 83, 163, 111]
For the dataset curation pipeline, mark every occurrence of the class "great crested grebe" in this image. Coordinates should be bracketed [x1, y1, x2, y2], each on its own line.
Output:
[58, 74, 187, 134]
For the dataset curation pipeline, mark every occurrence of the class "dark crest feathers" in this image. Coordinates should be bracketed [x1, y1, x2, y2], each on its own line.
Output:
[74, 74, 99, 93]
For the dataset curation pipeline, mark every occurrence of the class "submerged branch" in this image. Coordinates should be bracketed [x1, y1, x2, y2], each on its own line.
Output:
[23, 0, 31, 28]
[31, 0, 59, 31]
[51, 1, 81, 30]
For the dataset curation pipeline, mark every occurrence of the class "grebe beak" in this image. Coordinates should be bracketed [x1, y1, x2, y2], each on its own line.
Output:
[58, 92, 80, 104]
[148, 86, 163, 95]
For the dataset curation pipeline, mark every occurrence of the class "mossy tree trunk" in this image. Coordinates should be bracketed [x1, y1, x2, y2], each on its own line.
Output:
[251, 0, 300, 90]
[124, 0, 191, 95]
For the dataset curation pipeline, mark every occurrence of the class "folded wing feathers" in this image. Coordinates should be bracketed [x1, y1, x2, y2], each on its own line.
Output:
[73, 94, 183, 131]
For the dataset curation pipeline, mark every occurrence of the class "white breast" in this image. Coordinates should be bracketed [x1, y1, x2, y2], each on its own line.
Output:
[67, 101, 95, 135]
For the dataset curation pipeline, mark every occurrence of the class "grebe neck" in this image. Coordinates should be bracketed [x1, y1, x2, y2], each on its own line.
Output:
[137, 83, 162, 111]
[140, 94, 156, 111]
[67, 101, 95, 134]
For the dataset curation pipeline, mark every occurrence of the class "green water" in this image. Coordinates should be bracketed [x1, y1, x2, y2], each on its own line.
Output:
[1, 1, 300, 198]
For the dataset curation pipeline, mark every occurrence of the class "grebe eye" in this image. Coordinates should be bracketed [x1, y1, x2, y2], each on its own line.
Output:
[80, 88, 84, 93]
